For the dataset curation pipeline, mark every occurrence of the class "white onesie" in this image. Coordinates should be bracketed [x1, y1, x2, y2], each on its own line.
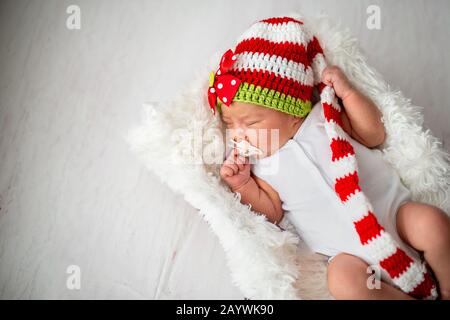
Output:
[251, 101, 420, 284]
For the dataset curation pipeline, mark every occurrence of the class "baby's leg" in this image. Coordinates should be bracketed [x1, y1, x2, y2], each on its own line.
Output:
[327, 253, 414, 299]
[396, 201, 450, 299]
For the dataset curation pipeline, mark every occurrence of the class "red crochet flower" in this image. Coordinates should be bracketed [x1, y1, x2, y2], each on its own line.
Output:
[207, 49, 242, 115]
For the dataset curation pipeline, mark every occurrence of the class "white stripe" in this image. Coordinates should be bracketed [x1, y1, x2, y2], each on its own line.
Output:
[231, 52, 314, 86]
[426, 287, 439, 300]
[393, 261, 427, 294]
[236, 21, 314, 47]
[363, 230, 398, 261]
[331, 97, 341, 112]
[331, 154, 359, 183]
[323, 122, 353, 175]
[323, 120, 349, 141]
[320, 85, 334, 103]
[340, 190, 372, 221]
[320, 86, 341, 111]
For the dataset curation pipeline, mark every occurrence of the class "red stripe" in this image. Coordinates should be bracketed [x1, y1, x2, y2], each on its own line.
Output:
[260, 17, 303, 25]
[323, 102, 343, 127]
[235, 38, 310, 67]
[229, 69, 313, 101]
[334, 171, 361, 201]
[317, 82, 327, 94]
[307, 36, 324, 62]
[409, 272, 435, 299]
[330, 137, 355, 161]
[353, 212, 384, 244]
[379, 248, 413, 279]
[234, 36, 323, 67]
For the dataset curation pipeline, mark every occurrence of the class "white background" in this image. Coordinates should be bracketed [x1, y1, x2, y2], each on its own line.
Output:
[0, 0, 449, 299]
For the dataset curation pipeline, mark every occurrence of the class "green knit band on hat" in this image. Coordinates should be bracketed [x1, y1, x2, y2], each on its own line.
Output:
[229, 82, 312, 118]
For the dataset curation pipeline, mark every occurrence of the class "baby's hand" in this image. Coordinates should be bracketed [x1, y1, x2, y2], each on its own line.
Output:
[321, 65, 354, 100]
[220, 146, 251, 192]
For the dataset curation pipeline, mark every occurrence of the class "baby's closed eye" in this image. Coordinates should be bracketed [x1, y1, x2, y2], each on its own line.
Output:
[247, 120, 260, 126]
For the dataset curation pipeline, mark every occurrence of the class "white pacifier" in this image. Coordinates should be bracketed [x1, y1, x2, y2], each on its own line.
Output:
[229, 137, 263, 157]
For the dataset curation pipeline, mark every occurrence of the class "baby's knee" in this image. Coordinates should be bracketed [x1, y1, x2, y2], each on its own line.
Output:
[421, 207, 450, 247]
[397, 203, 450, 251]
[327, 253, 370, 299]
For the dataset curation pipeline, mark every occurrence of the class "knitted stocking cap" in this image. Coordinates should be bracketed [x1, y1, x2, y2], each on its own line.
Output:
[206, 16, 438, 299]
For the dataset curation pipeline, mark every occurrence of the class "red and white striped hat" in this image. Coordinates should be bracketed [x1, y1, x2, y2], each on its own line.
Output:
[207, 16, 438, 299]
[207, 16, 325, 117]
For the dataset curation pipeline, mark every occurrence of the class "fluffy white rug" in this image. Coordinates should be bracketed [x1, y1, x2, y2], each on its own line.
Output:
[125, 13, 450, 300]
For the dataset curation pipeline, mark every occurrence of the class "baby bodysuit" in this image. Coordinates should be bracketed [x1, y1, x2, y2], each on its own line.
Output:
[251, 101, 420, 285]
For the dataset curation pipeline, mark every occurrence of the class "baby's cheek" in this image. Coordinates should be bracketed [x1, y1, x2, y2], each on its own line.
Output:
[245, 128, 263, 145]
[241, 128, 256, 142]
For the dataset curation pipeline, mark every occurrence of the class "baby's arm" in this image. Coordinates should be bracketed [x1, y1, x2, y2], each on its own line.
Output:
[220, 148, 284, 225]
[322, 66, 386, 148]
[233, 173, 284, 225]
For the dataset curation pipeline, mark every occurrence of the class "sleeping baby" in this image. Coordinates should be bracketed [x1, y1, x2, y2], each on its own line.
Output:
[209, 16, 450, 300]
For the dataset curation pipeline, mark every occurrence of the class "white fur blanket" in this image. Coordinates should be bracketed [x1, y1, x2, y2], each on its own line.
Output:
[125, 13, 450, 300]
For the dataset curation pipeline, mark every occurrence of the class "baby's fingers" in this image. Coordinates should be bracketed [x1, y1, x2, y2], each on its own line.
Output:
[322, 66, 340, 84]
[224, 163, 239, 175]
[221, 166, 235, 177]
[235, 154, 249, 171]
[321, 70, 334, 86]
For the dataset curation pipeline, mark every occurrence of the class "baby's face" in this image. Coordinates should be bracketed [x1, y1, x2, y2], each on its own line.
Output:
[220, 101, 302, 158]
